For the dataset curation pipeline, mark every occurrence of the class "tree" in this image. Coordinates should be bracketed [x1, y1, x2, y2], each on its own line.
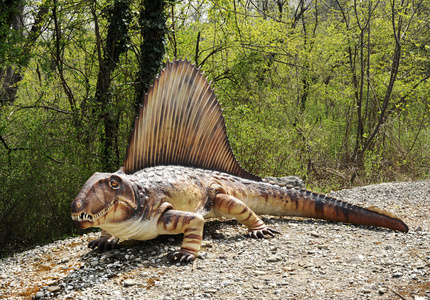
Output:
[0, 0, 170, 255]
[135, 0, 167, 110]
[0, 1, 48, 105]
[166, 0, 430, 186]
[92, 0, 132, 171]
[1, 0, 429, 256]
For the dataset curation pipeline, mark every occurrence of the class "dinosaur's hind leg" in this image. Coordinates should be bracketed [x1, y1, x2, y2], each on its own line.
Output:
[213, 193, 280, 238]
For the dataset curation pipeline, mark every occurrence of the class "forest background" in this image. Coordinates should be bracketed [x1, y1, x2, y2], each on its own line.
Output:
[0, 0, 429, 256]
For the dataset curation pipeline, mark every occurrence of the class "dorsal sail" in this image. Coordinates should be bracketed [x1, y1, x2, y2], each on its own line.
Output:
[123, 59, 260, 181]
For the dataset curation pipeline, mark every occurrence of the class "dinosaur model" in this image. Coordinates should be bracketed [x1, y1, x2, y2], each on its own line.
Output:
[71, 60, 408, 262]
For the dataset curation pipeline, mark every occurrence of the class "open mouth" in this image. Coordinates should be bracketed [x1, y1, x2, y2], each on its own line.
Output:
[71, 197, 137, 223]
[71, 212, 94, 222]
[71, 206, 109, 223]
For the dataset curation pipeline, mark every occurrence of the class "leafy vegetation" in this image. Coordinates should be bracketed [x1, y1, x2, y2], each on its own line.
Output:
[1, 0, 429, 256]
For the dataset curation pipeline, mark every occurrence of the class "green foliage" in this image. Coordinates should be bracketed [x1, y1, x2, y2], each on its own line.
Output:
[0, 0, 167, 256]
[0, 99, 96, 256]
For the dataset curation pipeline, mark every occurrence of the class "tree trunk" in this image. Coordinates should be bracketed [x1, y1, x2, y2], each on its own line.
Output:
[0, 2, 48, 105]
[135, 0, 167, 111]
[92, 0, 132, 171]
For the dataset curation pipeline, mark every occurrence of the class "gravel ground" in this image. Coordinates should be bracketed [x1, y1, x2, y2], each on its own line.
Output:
[1, 179, 429, 300]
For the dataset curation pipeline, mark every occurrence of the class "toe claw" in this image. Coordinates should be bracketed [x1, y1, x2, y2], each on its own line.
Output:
[248, 226, 281, 239]
[167, 250, 196, 263]
[87, 236, 119, 251]
[167, 251, 178, 260]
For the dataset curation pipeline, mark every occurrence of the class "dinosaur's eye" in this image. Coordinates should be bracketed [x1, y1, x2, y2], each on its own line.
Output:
[110, 179, 120, 189]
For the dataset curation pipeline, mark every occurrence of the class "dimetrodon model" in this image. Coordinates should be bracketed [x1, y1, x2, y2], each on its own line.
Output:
[71, 60, 408, 262]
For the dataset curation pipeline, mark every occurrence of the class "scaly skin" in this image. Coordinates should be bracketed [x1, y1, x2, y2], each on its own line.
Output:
[71, 165, 408, 262]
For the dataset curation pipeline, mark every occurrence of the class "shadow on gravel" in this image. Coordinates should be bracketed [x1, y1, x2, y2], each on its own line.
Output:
[44, 217, 396, 297]
[204, 216, 395, 235]
[45, 235, 185, 296]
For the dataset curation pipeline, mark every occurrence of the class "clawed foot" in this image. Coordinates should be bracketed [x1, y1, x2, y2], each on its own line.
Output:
[248, 227, 281, 239]
[88, 236, 119, 251]
[167, 249, 197, 263]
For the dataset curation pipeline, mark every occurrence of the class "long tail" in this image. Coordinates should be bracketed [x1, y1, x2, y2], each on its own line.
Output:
[248, 184, 409, 233]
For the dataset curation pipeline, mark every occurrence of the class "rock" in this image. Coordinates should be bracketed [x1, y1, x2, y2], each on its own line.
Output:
[47, 286, 61, 292]
[221, 280, 232, 286]
[35, 291, 44, 298]
[90, 260, 99, 267]
[310, 231, 320, 238]
[267, 255, 282, 262]
[346, 256, 364, 265]
[317, 245, 329, 249]
[124, 279, 135, 287]
[393, 272, 403, 278]
[254, 271, 267, 275]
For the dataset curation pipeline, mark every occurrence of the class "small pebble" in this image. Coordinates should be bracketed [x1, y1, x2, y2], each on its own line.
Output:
[90, 260, 99, 267]
[123, 279, 135, 287]
[47, 286, 61, 292]
[254, 271, 267, 275]
[310, 231, 320, 238]
[266, 255, 282, 262]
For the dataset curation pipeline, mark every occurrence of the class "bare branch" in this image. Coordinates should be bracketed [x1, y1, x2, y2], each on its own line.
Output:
[0, 134, 28, 153]
[11, 105, 73, 115]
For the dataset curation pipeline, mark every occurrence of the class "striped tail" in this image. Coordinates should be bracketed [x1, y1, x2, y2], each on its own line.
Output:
[300, 190, 408, 232]
[251, 185, 409, 233]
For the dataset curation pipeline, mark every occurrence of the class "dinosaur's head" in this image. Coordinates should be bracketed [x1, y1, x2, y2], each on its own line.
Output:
[71, 172, 138, 229]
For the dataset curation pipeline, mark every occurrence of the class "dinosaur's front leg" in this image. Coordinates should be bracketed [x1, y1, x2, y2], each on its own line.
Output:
[88, 229, 120, 251]
[157, 209, 204, 262]
[213, 193, 280, 238]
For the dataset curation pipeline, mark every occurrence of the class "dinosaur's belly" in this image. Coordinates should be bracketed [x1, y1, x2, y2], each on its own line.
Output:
[99, 218, 159, 241]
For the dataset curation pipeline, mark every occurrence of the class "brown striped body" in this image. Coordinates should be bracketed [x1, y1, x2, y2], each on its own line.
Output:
[71, 60, 408, 263]
[71, 165, 408, 262]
